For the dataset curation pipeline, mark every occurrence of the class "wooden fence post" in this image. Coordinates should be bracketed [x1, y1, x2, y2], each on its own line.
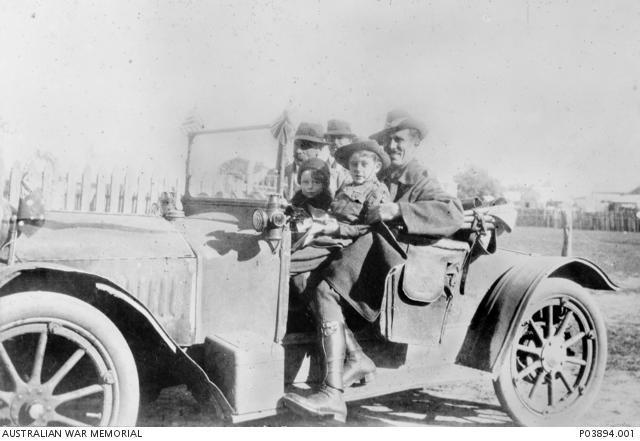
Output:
[64, 166, 77, 210]
[110, 168, 125, 213]
[9, 161, 21, 206]
[95, 166, 109, 213]
[123, 168, 135, 214]
[136, 168, 151, 215]
[148, 170, 160, 215]
[561, 207, 573, 257]
[80, 165, 94, 211]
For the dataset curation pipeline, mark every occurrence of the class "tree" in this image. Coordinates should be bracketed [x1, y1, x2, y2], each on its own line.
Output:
[454, 165, 503, 200]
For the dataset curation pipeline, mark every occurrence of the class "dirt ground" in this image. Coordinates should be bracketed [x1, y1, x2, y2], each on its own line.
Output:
[138, 289, 640, 427]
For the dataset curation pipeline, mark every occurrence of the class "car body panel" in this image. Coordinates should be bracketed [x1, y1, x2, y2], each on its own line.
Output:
[0, 262, 235, 419]
[16, 211, 195, 260]
[14, 211, 199, 344]
[457, 253, 618, 374]
[171, 204, 283, 343]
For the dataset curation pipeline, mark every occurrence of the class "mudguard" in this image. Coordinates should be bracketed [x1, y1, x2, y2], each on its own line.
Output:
[456, 256, 618, 376]
[0, 262, 234, 419]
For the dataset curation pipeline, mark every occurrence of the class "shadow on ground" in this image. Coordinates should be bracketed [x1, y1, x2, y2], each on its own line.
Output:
[138, 384, 514, 427]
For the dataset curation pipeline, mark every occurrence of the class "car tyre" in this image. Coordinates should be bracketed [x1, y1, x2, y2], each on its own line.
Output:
[494, 279, 607, 426]
[0, 292, 139, 426]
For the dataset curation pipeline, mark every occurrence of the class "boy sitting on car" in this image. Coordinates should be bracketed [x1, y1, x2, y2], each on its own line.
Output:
[320, 138, 391, 239]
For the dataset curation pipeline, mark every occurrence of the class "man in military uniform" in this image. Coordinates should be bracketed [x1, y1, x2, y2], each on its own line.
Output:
[283, 111, 464, 422]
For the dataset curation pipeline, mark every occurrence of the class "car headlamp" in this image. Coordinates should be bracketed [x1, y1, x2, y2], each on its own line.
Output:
[252, 209, 269, 232]
[252, 195, 287, 240]
[270, 211, 286, 228]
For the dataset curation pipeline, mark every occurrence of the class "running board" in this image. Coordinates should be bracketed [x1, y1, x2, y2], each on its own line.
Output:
[286, 364, 491, 403]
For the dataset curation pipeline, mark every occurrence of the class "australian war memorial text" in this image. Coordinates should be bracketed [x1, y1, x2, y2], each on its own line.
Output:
[1, 430, 142, 438]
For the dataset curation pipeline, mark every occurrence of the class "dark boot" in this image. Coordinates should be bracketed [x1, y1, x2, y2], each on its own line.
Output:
[343, 327, 377, 388]
[283, 321, 347, 423]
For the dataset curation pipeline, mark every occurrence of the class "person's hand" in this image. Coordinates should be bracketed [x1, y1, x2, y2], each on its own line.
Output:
[365, 203, 401, 224]
[321, 219, 339, 235]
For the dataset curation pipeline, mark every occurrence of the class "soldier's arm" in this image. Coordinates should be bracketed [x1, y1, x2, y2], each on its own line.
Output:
[396, 176, 464, 237]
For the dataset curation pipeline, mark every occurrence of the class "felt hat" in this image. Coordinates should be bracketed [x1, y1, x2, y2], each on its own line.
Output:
[325, 119, 357, 138]
[294, 122, 329, 145]
[297, 157, 331, 186]
[369, 109, 428, 142]
[334, 139, 391, 171]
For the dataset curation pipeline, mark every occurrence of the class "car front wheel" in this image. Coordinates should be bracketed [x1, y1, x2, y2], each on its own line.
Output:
[0, 292, 139, 426]
[494, 279, 607, 426]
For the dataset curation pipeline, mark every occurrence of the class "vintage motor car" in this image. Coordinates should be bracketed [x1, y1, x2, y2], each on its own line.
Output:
[0, 123, 618, 427]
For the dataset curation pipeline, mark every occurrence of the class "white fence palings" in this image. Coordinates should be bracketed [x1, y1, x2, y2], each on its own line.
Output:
[2, 162, 187, 216]
[2, 161, 279, 215]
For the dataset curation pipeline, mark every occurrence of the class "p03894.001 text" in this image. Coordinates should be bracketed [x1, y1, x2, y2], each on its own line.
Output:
[580, 430, 634, 438]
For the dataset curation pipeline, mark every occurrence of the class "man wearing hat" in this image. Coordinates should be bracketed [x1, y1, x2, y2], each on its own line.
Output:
[284, 122, 351, 200]
[365, 110, 463, 232]
[324, 119, 358, 172]
[283, 111, 464, 422]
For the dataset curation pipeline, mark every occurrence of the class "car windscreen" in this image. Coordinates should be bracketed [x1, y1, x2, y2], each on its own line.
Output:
[187, 128, 279, 200]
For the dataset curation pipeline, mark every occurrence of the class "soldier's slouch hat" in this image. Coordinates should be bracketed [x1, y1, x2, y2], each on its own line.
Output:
[325, 119, 357, 138]
[369, 109, 428, 142]
[294, 122, 329, 145]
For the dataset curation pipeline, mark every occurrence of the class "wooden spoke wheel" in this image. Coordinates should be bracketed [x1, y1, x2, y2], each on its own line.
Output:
[0, 292, 139, 426]
[494, 279, 607, 426]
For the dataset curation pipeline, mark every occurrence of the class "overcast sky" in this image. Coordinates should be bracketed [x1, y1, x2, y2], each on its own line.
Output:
[1, 0, 639, 197]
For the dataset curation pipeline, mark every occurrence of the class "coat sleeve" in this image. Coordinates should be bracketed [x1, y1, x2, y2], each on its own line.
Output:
[397, 176, 464, 237]
[365, 182, 391, 208]
[336, 223, 371, 239]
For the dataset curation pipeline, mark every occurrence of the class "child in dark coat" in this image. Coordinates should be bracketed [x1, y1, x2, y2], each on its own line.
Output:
[288, 158, 333, 214]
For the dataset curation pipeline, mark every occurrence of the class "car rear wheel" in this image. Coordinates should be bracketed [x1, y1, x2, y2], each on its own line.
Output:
[0, 292, 139, 426]
[494, 279, 607, 426]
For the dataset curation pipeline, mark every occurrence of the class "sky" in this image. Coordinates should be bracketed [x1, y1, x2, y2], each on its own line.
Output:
[1, 0, 639, 197]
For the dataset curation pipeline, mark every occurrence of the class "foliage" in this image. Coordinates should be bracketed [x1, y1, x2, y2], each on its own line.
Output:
[454, 165, 503, 200]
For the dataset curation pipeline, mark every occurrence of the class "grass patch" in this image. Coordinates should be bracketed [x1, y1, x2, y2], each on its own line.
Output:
[498, 227, 640, 282]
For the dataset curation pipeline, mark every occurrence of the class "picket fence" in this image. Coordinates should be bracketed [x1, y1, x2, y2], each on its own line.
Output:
[1, 160, 186, 215]
[517, 208, 640, 233]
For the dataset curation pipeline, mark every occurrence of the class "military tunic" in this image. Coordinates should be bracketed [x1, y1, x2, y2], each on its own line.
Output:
[382, 158, 464, 237]
[328, 179, 390, 239]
